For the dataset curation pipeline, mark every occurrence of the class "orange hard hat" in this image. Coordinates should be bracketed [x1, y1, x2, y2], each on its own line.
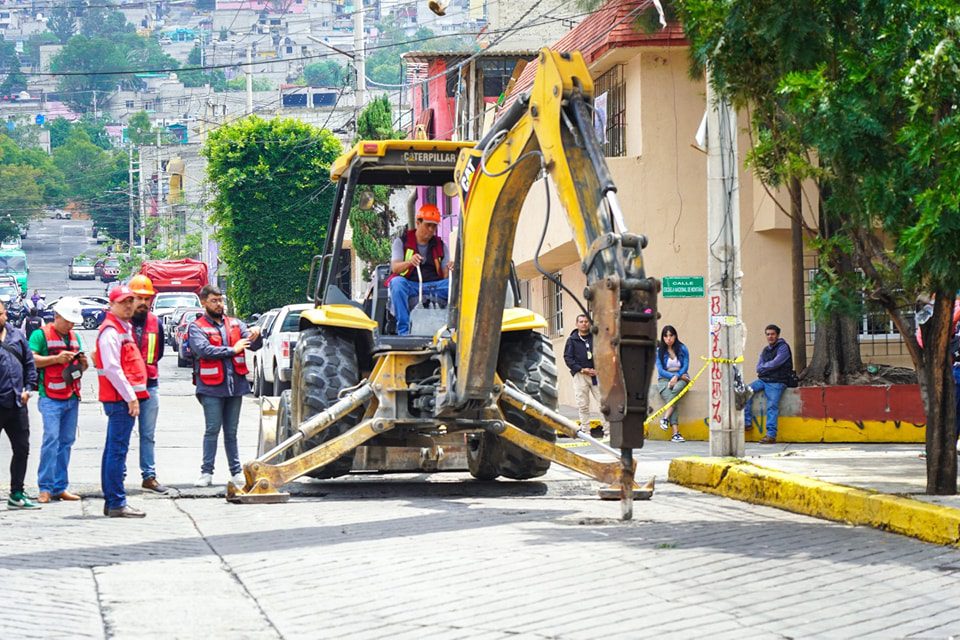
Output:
[417, 203, 441, 224]
[128, 274, 156, 296]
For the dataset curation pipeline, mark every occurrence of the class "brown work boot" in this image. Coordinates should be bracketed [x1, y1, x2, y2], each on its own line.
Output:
[37, 491, 52, 504]
[758, 435, 777, 444]
[54, 490, 81, 501]
[141, 477, 169, 494]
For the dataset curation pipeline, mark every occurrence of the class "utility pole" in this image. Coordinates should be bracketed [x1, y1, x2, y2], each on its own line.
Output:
[246, 44, 253, 115]
[139, 146, 147, 259]
[353, 3, 365, 108]
[128, 146, 135, 257]
[156, 128, 166, 251]
[705, 68, 745, 457]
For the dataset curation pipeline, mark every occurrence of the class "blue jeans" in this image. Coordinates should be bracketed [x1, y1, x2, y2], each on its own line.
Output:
[37, 395, 79, 495]
[388, 276, 449, 336]
[198, 394, 243, 475]
[744, 380, 786, 438]
[101, 401, 135, 510]
[954, 380, 960, 440]
[138, 385, 159, 480]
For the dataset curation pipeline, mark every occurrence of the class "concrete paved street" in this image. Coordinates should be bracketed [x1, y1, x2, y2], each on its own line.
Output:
[2, 219, 960, 638]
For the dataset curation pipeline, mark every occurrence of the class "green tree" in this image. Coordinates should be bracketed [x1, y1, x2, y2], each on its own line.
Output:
[51, 36, 131, 112]
[0, 135, 66, 206]
[47, 4, 79, 44]
[0, 165, 43, 237]
[224, 76, 273, 92]
[676, 0, 960, 492]
[203, 116, 342, 315]
[0, 40, 26, 95]
[303, 60, 345, 87]
[52, 128, 113, 209]
[126, 110, 154, 146]
[349, 97, 402, 276]
[79, 8, 133, 39]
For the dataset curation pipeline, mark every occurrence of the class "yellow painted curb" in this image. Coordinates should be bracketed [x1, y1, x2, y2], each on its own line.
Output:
[668, 457, 960, 546]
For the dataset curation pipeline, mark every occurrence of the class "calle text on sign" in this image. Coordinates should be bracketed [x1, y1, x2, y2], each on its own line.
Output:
[662, 276, 705, 298]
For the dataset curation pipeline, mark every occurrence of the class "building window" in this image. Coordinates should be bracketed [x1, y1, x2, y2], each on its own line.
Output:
[478, 58, 518, 98]
[542, 274, 563, 337]
[593, 64, 626, 157]
[143, 101, 154, 111]
[804, 263, 914, 360]
[125, 100, 134, 108]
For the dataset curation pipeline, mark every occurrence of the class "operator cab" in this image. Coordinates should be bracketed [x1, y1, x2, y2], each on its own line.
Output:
[310, 141, 467, 348]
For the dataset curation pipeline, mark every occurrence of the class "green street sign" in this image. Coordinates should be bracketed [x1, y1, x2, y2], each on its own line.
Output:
[662, 276, 705, 298]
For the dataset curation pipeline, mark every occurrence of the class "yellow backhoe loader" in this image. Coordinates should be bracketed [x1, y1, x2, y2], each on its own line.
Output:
[229, 49, 659, 519]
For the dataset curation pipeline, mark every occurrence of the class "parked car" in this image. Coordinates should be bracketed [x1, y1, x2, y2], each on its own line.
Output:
[252, 303, 311, 397]
[248, 308, 280, 395]
[44, 297, 107, 329]
[165, 306, 204, 346]
[49, 210, 71, 220]
[68, 256, 96, 280]
[100, 258, 120, 282]
[176, 310, 205, 367]
[1, 237, 21, 250]
[152, 292, 202, 330]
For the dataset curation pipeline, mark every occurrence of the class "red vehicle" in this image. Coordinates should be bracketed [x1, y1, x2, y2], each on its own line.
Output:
[140, 258, 209, 294]
[139, 259, 209, 295]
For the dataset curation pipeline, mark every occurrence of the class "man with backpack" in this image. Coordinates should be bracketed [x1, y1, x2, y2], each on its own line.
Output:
[744, 324, 797, 444]
[21, 303, 43, 336]
[0, 299, 39, 509]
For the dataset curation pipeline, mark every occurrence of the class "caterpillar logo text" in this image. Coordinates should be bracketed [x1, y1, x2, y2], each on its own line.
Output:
[402, 151, 458, 165]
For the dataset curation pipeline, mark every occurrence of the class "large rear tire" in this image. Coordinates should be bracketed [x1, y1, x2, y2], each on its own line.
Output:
[467, 331, 558, 480]
[290, 326, 362, 478]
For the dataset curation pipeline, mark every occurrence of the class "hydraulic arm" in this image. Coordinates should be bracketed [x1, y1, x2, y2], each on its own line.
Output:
[444, 49, 659, 451]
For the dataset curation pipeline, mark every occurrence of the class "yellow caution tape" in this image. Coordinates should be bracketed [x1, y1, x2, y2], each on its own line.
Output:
[643, 355, 744, 427]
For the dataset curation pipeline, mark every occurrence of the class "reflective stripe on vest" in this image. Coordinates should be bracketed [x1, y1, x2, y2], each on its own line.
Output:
[94, 313, 150, 402]
[193, 315, 250, 386]
[40, 323, 81, 400]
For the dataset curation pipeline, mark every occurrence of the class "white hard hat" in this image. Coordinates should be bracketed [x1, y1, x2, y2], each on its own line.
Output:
[55, 297, 84, 324]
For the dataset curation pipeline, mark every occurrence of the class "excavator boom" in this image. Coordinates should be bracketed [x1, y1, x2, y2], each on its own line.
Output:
[446, 49, 658, 449]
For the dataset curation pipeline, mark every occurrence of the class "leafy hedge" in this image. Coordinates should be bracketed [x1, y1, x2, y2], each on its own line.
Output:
[203, 116, 342, 316]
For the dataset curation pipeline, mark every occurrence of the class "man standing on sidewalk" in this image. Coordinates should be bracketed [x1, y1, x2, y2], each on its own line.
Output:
[129, 275, 168, 494]
[188, 285, 262, 487]
[744, 324, 796, 444]
[94, 286, 150, 518]
[30, 298, 88, 504]
[563, 314, 607, 436]
[0, 299, 39, 510]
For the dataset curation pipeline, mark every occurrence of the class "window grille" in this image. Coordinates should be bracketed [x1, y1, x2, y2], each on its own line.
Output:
[593, 64, 626, 157]
[804, 259, 913, 361]
[542, 274, 563, 337]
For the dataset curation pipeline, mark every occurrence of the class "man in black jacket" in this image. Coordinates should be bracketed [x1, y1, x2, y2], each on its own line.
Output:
[563, 314, 607, 436]
[0, 300, 39, 509]
[744, 324, 795, 444]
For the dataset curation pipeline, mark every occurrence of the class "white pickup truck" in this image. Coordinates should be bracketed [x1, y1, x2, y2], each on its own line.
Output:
[252, 303, 312, 397]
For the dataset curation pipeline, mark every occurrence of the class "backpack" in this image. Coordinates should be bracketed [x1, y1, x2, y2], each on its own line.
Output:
[23, 317, 43, 336]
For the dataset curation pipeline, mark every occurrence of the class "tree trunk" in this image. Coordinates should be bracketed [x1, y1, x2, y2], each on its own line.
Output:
[920, 290, 957, 495]
[790, 178, 807, 372]
[803, 250, 864, 384]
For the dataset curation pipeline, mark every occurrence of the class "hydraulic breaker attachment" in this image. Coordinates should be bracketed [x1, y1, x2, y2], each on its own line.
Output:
[227, 383, 377, 504]
[499, 381, 654, 521]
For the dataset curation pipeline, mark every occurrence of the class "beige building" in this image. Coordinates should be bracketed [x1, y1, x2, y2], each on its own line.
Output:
[504, 0, 912, 415]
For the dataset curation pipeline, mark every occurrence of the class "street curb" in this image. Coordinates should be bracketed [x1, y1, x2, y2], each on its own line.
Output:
[668, 457, 960, 546]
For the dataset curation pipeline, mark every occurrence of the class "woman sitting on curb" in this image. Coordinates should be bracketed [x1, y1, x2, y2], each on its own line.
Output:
[656, 325, 690, 442]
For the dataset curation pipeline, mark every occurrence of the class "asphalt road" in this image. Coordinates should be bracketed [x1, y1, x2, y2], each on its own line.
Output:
[3, 217, 960, 638]
[23, 216, 110, 301]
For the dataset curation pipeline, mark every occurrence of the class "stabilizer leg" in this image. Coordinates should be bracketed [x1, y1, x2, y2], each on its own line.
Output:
[227, 383, 376, 504]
